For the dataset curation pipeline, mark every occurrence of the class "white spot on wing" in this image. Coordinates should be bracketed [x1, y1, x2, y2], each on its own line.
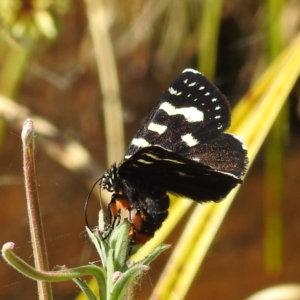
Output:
[182, 68, 201, 74]
[181, 133, 199, 147]
[184, 79, 188, 84]
[212, 98, 217, 102]
[204, 92, 210, 96]
[131, 138, 150, 148]
[215, 105, 221, 110]
[137, 159, 153, 164]
[188, 82, 197, 87]
[148, 123, 167, 134]
[168, 87, 182, 96]
[216, 170, 239, 179]
[159, 102, 204, 122]
[143, 153, 160, 160]
[192, 157, 200, 162]
[143, 152, 185, 164]
[227, 133, 247, 150]
[177, 171, 187, 176]
[215, 115, 221, 119]
[198, 86, 205, 90]
[164, 159, 185, 164]
[125, 155, 131, 159]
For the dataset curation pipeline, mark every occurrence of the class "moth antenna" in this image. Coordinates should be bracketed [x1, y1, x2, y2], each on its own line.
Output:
[85, 177, 102, 230]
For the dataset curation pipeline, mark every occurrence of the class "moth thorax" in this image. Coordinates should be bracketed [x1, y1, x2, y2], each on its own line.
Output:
[100, 164, 119, 192]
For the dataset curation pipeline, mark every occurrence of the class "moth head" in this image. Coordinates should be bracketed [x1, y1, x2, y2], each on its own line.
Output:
[100, 163, 118, 192]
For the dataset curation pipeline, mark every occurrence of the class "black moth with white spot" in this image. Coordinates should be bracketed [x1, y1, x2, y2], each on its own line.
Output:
[100, 68, 248, 244]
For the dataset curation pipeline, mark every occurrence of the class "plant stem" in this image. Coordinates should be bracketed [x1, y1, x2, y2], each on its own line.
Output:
[22, 119, 53, 300]
[84, 0, 125, 165]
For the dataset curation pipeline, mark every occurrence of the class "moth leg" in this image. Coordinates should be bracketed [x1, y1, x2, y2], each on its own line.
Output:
[102, 193, 126, 240]
[108, 193, 130, 228]
[128, 208, 152, 245]
[101, 225, 113, 240]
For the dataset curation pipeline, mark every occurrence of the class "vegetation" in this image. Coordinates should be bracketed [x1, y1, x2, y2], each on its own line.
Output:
[1, 0, 300, 299]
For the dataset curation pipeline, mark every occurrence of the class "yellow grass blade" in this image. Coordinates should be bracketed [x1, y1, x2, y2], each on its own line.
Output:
[150, 31, 300, 300]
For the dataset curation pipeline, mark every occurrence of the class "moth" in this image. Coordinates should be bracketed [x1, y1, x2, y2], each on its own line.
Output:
[100, 69, 248, 244]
